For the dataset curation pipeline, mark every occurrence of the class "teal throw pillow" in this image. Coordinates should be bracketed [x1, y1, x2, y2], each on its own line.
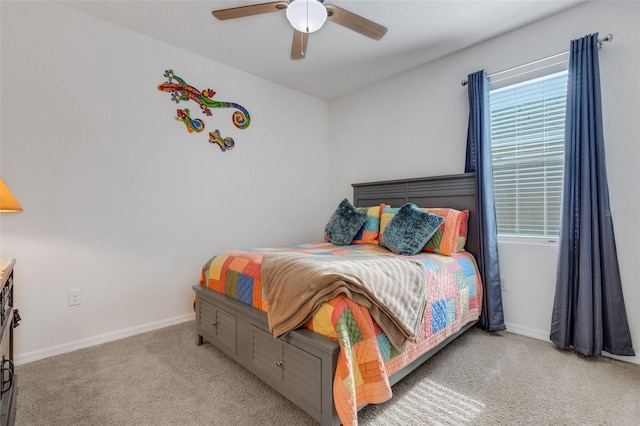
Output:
[325, 199, 368, 246]
[381, 203, 445, 255]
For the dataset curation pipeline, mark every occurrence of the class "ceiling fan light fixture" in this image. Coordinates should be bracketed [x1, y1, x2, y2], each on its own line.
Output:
[286, 0, 327, 34]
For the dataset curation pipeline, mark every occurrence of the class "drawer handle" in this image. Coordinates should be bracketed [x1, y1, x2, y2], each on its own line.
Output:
[276, 360, 283, 368]
[211, 321, 218, 327]
[1, 358, 14, 395]
[14, 309, 21, 328]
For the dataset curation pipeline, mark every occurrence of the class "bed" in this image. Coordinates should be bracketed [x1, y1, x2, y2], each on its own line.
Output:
[193, 172, 482, 425]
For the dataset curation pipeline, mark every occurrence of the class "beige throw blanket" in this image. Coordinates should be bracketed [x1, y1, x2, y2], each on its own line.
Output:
[261, 253, 428, 349]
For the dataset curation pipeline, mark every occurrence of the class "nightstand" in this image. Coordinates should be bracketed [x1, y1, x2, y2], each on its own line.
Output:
[0, 260, 19, 426]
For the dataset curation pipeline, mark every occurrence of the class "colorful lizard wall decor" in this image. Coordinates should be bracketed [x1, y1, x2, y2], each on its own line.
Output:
[158, 69, 250, 152]
[208, 129, 235, 152]
[176, 109, 204, 133]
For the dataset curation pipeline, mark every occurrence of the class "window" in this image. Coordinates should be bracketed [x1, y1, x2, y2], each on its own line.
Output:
[489, 71, 568, 239]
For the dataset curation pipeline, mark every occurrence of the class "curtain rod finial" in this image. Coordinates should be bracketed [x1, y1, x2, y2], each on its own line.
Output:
[598, 33, 613, 49]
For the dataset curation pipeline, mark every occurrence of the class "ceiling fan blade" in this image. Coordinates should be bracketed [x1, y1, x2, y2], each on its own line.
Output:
[325, 4, 387, 40]
[291, 30, 309, 60]
[212, 1, 288, 20]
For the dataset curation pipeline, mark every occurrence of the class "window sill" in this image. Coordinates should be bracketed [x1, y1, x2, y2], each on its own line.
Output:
[498, 236, 559, 246]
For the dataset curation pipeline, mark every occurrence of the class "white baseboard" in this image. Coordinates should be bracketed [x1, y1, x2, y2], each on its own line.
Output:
[504, 321, 639, 365]
[504, 321, 551, 342]
[15, 313, 195, 365]
[602, 352, 640, 365]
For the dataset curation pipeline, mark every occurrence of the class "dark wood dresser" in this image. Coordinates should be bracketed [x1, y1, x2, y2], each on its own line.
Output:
[0, 260, 18, 426]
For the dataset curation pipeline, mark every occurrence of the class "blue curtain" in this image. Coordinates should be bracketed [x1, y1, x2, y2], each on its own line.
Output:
[465, 70, 505, 331]
[551, 33, 635, 357]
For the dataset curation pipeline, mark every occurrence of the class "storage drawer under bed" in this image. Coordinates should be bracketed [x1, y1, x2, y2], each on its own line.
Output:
[194, 285, 340, 425]
[198, 299, 237, 356]
[249, 325, 322, 414]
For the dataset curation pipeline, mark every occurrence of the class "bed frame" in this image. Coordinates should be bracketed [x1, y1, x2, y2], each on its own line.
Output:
[193, 172, 479, 425]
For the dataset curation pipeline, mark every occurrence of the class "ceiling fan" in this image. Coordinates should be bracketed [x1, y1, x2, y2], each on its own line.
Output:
[212, 0, 387, 60]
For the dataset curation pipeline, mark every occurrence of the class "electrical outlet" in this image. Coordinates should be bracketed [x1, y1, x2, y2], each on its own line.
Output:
[68, 289, 82, 306]
[500, 277, 510, 292]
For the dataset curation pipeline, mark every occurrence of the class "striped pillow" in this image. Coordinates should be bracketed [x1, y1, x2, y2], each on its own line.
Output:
[455, 209, 469, 253]
[379, 206, 401, 237]
[352, 204, 386, 244]
[422, 208, 465, 255]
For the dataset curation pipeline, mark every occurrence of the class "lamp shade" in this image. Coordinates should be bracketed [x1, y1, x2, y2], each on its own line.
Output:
[286, 0, 327, 33]
[0, 179, 23, 213]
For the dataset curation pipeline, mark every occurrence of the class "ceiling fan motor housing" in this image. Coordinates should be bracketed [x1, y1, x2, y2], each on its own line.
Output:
[286, 0, 328, 33]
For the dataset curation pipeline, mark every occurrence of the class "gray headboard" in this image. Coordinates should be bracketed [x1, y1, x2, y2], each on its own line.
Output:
[352, 173, 479, 261]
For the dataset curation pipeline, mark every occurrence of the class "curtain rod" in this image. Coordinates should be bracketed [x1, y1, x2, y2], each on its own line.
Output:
[460, 33, 613, 86]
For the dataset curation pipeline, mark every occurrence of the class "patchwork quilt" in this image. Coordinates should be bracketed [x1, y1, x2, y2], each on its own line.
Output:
[199, 241, 482, 425]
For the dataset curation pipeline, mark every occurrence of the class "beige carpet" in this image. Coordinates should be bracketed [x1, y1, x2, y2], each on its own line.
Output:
[16, 321, 640, 425]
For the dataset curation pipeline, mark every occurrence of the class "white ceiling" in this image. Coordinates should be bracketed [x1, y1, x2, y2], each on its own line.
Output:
[62, 0, 585, 100]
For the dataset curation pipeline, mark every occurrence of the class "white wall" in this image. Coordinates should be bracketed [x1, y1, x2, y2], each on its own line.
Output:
[329, 1, 640, 364]
[0, 1, 330, 362]
[3, 1, 638, 366]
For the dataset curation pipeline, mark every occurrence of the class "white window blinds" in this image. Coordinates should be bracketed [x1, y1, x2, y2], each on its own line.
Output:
[489, 70, 568, 239]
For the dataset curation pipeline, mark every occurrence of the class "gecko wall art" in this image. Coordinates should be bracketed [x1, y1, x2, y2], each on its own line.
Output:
[158, 70, 250, 152]
[176, 108, 204, 133]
